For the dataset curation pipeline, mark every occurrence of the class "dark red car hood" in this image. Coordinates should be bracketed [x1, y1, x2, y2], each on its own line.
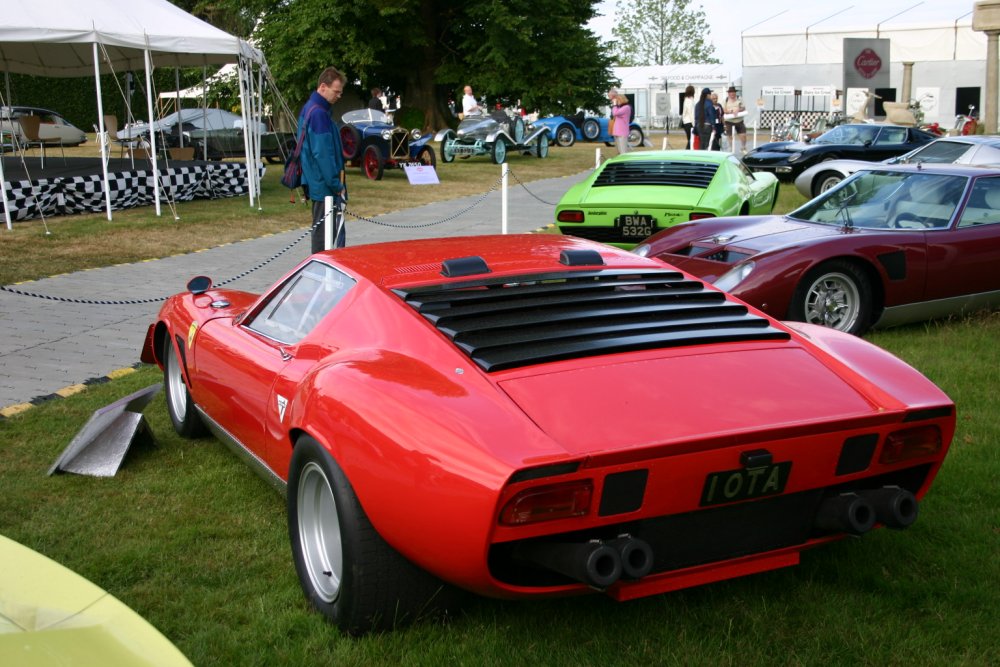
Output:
[693, 216, 848, 253]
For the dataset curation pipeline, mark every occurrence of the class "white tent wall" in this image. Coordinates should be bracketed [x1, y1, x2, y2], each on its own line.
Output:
[0, 0, 265, 228]
[740, 1, 984, 130]
[612, 65, 733, 130]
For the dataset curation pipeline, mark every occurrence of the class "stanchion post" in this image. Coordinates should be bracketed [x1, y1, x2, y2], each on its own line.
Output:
[501, 162, 509, 235]
[753, 120, 758, 150]
[661, 136, 667, 150]
[595, 147, 601, 168]
[324, 195, 334, 250]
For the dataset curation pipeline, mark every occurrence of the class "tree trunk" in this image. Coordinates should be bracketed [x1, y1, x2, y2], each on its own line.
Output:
[403, 0, 451, 133]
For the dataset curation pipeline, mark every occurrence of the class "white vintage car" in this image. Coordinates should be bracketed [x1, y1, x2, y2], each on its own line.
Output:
[435, 110, 549, 164]
[1, 106, 88, 146]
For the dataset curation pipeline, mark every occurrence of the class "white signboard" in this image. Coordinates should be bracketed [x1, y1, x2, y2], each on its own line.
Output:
[802, 86, 834, 97]
[762, 86, 795, 97]
[915, 86, 941, 122]
[403, 164, 440, 185]
[845, 88, 871, 117]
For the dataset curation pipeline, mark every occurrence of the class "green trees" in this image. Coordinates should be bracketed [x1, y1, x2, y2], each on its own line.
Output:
[610, 0, 718, 66]
[214, 0, 616, 129]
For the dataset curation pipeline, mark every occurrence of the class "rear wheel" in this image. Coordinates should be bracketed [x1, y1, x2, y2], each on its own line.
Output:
[789, 260, 874, 335]
[813, 171, 845, 197]
[341, 125, 362, 161]
[362, 145, 384, 180]
[163, 335, 207, 438]
[287, 435, 460, 634]
[490, 138, 507, 164]
[627, 127, 645, 147]
[555, 125, 575, 147]
[536, 133, 549, 158]
[582, 118, 600, 140]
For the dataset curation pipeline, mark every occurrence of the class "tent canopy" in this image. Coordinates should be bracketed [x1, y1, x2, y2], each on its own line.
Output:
[0, 0, 261, 77]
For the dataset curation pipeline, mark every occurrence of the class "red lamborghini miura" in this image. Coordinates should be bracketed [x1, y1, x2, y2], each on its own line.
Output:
[141, 234, 954, 634]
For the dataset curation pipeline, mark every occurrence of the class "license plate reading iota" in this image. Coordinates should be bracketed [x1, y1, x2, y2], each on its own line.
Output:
[700, 461, 792, 506]
[616, 214, 655, 239]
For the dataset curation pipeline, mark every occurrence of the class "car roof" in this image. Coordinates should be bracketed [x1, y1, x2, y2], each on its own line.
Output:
[1, 106, 63, 116]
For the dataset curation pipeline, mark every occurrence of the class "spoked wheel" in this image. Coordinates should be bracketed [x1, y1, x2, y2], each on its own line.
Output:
[417, 145, 436, 167]
[536, 133, 549, 158]
[555, 125, 575, 147]
[582, 118, 600, 140]
[341, 125, 362, 161]
[628, 127, 645, 148]
[287, 435, 461, 635]
[511, 116, 526, 143]
[362, 145, 384, 180]
[790, 260, 873, 335]
[163, 335, 207, 438]
[440, 131, 456, 163]
[490, 138, 507, 164]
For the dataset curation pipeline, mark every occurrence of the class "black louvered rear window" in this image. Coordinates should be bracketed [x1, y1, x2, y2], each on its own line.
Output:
[394, 269, 790, 372]
[593, 160, 719, 188]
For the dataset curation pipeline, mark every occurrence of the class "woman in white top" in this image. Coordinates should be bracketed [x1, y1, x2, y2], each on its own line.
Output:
[681, 85, 696, 149]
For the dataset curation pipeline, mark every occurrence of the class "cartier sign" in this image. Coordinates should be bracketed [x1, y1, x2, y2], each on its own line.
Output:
[854, 48, 882, 79]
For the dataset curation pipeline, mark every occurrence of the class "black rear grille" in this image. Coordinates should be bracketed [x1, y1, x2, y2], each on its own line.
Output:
[594, 160, 719, 188]
[394, 269, 790, 372]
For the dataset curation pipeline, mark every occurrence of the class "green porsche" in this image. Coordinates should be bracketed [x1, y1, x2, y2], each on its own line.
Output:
[555, 150, 780, 248]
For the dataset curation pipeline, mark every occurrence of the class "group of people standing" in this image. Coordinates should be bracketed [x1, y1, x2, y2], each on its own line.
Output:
[681, 85, 746, 154]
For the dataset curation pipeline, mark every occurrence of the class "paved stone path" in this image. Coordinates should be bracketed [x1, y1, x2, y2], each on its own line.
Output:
[0, 170, 589, 414]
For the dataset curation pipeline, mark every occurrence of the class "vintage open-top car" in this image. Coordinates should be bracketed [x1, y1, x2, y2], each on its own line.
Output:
[532, 112, 645, 148]
[339, 109, 435, 180]
[435, 110, 550, 163]
[143, 234, 954, 634]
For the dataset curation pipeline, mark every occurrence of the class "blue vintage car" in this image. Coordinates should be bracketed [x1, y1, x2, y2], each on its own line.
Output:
[339, 109, 436, 180]
[530, 113, 645, 148]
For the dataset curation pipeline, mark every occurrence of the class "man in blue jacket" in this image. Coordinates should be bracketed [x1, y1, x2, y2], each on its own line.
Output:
[299, 67, 347, 251]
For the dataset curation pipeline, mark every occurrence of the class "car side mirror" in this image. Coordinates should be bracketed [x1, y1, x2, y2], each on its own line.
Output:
[863, 140, 873, 147]
[187, 275, 213, 295]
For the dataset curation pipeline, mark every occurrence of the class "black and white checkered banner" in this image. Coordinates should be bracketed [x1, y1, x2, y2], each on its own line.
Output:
[1, 162, 253, 221]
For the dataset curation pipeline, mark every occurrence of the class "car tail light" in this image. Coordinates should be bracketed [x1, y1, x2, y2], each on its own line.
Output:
[499, 480, 593, 525]
[557, 210, 585, 223]
[689, 212, 716, 221]
[879, 425, 942, 464]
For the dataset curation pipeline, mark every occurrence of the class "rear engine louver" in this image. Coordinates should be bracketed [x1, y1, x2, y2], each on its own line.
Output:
[593, 161, 719, 188]
[394, 269, 790, 372]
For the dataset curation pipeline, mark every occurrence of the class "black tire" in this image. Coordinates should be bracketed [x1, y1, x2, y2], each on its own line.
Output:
[416, 145, 436, 168]
[628, 127, 645, 148]
[362, 145, 384, 180]
[163, 335, 207, 438]
[341, 125, 362, 161]
[789, 260, 874, 336]
[490, 138, 507, 164]
[604, 141, 614, 147]
[555, 125, 575, 147]
[440, 130, 456, 163]
[582, 118, 600, 140]
[287, 435, 460, 634]
[813, 171, 845, 197]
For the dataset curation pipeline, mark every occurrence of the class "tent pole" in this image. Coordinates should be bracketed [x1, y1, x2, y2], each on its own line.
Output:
[1, 71, 11, 229]
[255, 63, 264, 210]
[238, 58, 254, 208]
[144, 47, 161, 217]
[93, 43, 113, 221]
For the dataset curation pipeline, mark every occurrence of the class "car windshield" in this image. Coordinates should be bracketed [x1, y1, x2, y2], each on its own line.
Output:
[890, 140, 972, 165]
[812, 124, 879, 146]
[788, 170, 968, 230]
[343, 109, 389, 124]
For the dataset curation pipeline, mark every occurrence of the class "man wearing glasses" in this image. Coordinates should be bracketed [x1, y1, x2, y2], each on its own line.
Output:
[299, 67, 347, 251]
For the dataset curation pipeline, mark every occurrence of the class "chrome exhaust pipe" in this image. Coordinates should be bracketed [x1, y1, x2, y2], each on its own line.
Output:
[608, 535, 654, 580]
[858, 486, 919, 529]
[814, 492, 876, 536]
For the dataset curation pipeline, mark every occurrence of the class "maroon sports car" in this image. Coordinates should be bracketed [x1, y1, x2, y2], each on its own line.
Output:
[634, 164, 1000, 335]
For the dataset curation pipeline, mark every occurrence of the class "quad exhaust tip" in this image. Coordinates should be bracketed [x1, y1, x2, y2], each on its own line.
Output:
[815, 486, 918, 535]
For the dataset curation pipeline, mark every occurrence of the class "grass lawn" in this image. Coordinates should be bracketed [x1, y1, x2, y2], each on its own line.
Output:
[5, 135, 994, 665]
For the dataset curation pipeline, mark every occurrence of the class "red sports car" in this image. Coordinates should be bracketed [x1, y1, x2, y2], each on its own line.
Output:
[141, 234, 954, 634]
[635, 164, 1000, 335]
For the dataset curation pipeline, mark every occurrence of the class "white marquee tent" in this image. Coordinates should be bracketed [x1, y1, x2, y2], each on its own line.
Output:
[0, 0, 267, 228]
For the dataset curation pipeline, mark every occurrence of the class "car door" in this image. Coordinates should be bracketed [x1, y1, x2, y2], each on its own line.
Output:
[865, 126, 910, 161]
[924, 175, 1000, 301]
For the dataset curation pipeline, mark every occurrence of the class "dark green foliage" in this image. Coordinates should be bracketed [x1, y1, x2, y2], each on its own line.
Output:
[394, 106, 425, 131]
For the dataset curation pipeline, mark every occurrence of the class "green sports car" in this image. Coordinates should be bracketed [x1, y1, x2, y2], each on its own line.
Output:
[555, 150, 780, 248]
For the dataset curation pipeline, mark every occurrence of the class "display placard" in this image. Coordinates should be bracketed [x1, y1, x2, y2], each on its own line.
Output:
[403, 164, 440, 185]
